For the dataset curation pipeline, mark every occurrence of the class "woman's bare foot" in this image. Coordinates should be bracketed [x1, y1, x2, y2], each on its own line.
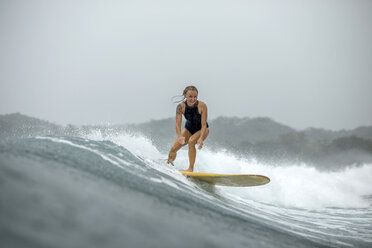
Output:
[167, 151, 176, 166]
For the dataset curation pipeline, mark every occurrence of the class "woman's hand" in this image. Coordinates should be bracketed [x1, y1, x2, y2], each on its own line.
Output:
[197, 138, 204, 149]
[177, 136, 185, 145]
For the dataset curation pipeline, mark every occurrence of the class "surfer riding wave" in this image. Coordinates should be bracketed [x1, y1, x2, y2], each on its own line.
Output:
[167, 85, 209, 172]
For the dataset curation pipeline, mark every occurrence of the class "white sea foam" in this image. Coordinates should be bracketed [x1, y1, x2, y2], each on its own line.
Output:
[84, 131, 372, 209]
[196, 149, 372, 209]
[85, 129, 163, 160]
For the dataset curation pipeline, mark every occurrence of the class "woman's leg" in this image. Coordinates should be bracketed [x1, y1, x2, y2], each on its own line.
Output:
[167, 129, 192, 165]
[186, 128, 209, 172]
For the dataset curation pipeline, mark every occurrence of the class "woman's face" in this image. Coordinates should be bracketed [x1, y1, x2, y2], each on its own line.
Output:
[185, 90, 198, 106]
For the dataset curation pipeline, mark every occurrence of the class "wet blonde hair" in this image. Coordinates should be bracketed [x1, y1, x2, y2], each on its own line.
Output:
[172, 85, 198, 103]
[182, 85, 198, 96]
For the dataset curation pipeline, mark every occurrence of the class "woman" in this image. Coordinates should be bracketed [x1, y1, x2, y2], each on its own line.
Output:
[167, 86, 209, 172]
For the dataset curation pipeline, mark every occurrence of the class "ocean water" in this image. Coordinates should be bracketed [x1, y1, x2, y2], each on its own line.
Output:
[1, 131, 371, 248]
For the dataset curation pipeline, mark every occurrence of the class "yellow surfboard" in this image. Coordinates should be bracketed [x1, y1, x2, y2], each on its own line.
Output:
[180, 171, 270, 187]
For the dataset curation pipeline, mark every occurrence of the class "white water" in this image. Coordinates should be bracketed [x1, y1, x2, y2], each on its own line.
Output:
[85, 130, 372, 210]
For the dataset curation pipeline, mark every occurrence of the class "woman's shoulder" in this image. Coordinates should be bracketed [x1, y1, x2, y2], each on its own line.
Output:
[197, 101, 207, 114]
[179, 101, 186, 109]
[198, 101, 207, 108]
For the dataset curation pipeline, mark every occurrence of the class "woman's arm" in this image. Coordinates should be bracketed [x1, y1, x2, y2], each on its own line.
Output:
[198, 102, 208, 149]
[176, 103, 185, 144]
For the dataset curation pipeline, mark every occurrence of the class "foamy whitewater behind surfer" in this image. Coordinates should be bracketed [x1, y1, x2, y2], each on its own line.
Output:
[1, 130, 371, 248]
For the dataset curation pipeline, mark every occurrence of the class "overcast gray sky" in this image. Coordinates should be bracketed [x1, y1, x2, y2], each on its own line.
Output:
[1, 0, 371, 130]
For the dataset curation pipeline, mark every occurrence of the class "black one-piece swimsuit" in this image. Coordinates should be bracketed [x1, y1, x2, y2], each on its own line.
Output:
[184, 100, 209, 135]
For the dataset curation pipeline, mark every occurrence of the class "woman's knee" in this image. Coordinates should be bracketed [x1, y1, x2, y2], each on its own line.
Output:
[171, 144, 180, 152]
[171, 141, 187, 152]
[188, 137, 197, 146]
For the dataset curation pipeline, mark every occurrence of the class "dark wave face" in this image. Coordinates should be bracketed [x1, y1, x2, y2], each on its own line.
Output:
[1, 134, 371, 248]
